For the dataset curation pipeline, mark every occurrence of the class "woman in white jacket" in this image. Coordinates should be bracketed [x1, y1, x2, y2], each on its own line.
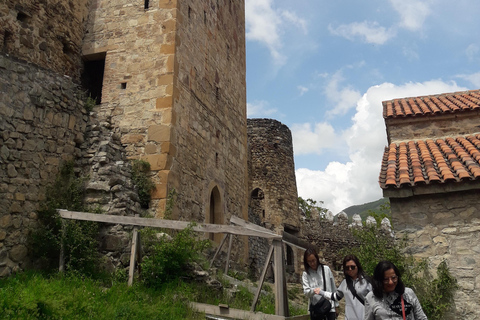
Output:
[318, 255, 372, 320]
[302, 247, 339, 320]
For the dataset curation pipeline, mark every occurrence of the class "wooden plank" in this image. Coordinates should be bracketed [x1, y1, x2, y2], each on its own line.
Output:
[191, 302, 309, 320]
[57, 210, 281, 239]
[58, 219, 66, 272]
[281, 232, 315, 251]
[251, 243, 274, 312]
[225, 233, 234, 274]
[230, 216, 278, 236]
[273, 240, 287, 316]
[210, 234, 229, 268]
[128, 228, 138, 287]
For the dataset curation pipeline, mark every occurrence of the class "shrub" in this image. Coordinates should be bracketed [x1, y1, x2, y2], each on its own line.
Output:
[344, 224, 457, 320]
[29, 161, 101, 276]
[140, 224, 210, 289]
[130, 160, 155, 209]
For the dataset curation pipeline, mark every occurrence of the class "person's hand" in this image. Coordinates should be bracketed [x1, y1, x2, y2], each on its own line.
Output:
[313, 287, 321, 294]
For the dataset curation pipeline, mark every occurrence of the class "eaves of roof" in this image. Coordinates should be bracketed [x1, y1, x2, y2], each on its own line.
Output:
[383, 89, 480, 119]
[379, 134, 480, 189]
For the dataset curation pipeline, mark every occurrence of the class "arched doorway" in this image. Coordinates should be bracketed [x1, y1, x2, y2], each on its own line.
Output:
[208, 186, 223, 243]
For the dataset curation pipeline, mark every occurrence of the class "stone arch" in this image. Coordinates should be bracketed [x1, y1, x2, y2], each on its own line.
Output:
[205, 183, 224, 243]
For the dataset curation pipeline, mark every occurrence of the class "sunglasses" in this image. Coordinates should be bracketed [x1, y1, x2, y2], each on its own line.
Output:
[345, 265, 357, 271]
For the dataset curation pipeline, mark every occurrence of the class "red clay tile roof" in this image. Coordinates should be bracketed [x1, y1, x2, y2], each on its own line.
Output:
[383, 89, 480, 119]
[379, 134, 480, 189]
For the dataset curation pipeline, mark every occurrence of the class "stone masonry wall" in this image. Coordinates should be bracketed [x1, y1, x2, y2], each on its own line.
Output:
[247, 118, 299, 232]
[0, 53, 88, 276]
[0, 0, 90, 80]
[386, 112, 480, 144]
[247, 118, 300, 276]
[390, 190, 480, 320]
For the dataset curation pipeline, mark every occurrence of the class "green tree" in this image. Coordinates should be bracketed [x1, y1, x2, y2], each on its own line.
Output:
[344, 223, 457, 320]
[298, 197, 328, 218]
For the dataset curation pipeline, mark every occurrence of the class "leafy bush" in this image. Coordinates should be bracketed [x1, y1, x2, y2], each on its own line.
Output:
[344, 224, 457, 320]
[29, 161, 101, 276]
[140, 224, 210, 289]
[130, 160, 155, 209]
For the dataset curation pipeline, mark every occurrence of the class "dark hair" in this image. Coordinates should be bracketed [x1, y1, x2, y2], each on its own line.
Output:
[372, 261, 405, 298]
[343, 254, 370, 293]
[303, 247, 321, 275]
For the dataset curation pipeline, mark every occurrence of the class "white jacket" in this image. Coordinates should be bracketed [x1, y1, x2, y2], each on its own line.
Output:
[302, 264, 339, 312]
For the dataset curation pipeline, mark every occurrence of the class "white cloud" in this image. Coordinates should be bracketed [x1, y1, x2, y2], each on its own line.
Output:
[296, 80, 466, 214]
[291, 122, 340, 155]
[325, 71, 362, 117]
[389, 0, 432, 31]
[298, 85, 309, 96]
[328, 21, 395, 45]
[466, 44, 480, 62]
[247, 100, 278, 118]
[457, 72, 480, 87]
[245, 0, 307, 66]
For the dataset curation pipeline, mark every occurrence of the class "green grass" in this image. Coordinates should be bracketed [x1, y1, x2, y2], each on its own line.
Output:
[0, 272, 204, 320]
[0, 272, 307, 319]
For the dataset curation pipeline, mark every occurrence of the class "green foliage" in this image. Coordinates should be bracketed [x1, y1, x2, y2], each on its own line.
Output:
[164, 188, 177, 219]
[344, 225, 457, 320]
[140, 224, 210, 289]
[412, 260, 458, 320]
[365, 201, 391, 225]
[298, 197, 328, 218]
[84, 96, 96, 113]
[130, 160, 155, 209]
[29, 161, 101, 276]
[0, 272, 205, 319]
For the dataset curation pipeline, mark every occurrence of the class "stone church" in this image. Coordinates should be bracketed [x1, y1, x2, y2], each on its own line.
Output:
[379, 90, 480, 319]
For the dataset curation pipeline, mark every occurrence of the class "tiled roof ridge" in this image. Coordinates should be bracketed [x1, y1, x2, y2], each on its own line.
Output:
[383, 89, 480, 119]
[379, 132, 480, 189]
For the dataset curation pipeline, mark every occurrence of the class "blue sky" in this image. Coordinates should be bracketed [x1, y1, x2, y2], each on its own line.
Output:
[244, 0, 480, 214]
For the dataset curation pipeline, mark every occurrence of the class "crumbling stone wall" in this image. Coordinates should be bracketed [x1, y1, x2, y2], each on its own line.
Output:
[0, 54, 88, 276]
[0, 0, 90, 79]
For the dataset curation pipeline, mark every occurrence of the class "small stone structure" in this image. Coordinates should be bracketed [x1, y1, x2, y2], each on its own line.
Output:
[379, 90, 480, 319]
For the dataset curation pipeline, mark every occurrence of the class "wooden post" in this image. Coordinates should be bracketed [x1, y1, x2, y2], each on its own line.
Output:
[128, 228, 139, 286]
[225, 233, 234, 275]
[273, 239, 288, 316]
[209, 233, 228, 268]
[58, 219, 66, 272]
[251, 243, 274, 312]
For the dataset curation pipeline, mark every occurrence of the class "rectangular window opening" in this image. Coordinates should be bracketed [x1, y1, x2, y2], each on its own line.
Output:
[204, 11, 207, 24]
[81, 53, 106, 105]
[144, 0, 149, 10]
[120, 82, 127, 89]
[3, 31, 13, 53]
[188, 6, 191, 19]
[16, 11, 30, 23]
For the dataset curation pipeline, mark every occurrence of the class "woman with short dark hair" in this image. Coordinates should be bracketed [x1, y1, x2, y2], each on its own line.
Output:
[364, 261, 427, 320]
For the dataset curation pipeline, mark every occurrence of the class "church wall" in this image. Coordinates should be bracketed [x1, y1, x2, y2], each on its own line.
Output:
[390, 190, 480, 319]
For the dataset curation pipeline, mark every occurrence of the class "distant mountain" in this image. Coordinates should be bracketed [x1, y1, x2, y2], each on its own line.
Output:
[339, 198, 390, 221]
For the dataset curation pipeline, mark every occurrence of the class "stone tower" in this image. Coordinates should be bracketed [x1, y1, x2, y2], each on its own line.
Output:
[1, 0, 249, 274]
[247, 118, 300, 277]
[82, 0, 248, 237]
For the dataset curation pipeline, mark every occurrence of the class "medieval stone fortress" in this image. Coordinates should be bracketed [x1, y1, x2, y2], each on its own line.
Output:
[1, 0, 480, 319]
